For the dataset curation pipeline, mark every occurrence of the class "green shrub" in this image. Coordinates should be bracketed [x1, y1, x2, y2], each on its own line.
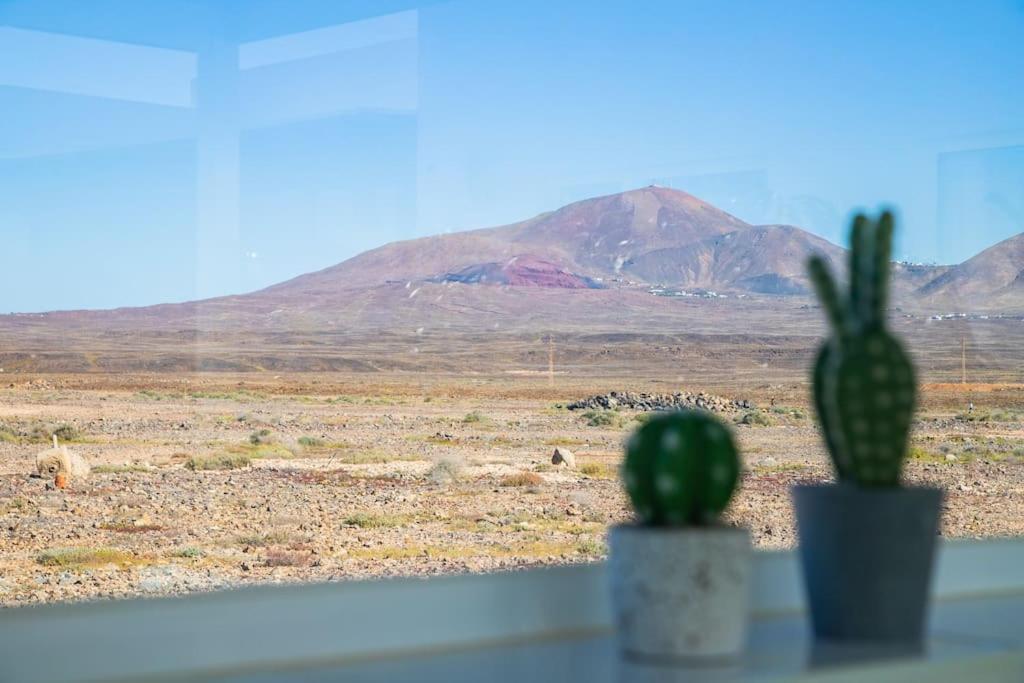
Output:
[736, 410, 772, 427]
[462, 411, 487, 424]
[576, 538, 606, 556]
[582, 410, 621, 427]
[249, 429, 274, 445]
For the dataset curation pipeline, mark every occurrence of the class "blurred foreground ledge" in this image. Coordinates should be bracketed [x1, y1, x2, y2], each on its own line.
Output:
[1, 537, 1023, 682]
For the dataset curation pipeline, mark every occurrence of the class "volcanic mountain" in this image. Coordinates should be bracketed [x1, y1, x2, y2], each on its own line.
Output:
[259, 186, 841, 299]
[5, 185, 1023, 373]
[7, 186, 1024, 348]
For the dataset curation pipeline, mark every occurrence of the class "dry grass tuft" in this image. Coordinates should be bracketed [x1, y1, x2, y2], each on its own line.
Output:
[500, 471, 544, 487]
[99, 521, 164, 533]
[263, 548, 315, 567]
[185, 453, 251, 471]
[428, 458, 463, 484]
[579, 462, 617, 479]
[37, 547, 135, 568]
[343, 512, 406, 529]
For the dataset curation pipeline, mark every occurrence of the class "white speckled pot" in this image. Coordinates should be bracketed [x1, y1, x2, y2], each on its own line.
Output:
[608, 524, 752, 663]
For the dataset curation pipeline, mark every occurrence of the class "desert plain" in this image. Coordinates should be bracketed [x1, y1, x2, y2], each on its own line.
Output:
[3, 366, 1024, 607]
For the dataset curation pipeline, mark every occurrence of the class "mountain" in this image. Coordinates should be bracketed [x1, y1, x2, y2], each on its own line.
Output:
[433, 255, 603, 289]
[916, 233, 1024, 308]
[4, 186, 1022, 373]
[622, 224, 845, 294]
[7, 186, 1024, 340]
[259, 186, 833, 299]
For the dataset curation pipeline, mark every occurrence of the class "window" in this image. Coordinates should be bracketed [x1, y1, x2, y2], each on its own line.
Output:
[1, 0, 1022, 607]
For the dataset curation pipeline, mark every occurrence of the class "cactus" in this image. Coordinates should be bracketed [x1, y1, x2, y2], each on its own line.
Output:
[807, 211, 916, 487]
[623, 410, 740, 525]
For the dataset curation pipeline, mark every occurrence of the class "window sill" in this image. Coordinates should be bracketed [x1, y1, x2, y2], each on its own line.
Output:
[1, 538, 1022, 682]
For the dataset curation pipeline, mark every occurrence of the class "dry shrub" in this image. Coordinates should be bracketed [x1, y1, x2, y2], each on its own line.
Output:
[263, 548, 315, 567]
[500, 471, 544, 487]
[428, 457, 463, 484]
[186, 453, 251, 471]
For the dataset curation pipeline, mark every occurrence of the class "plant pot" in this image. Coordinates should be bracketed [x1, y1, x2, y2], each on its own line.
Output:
[608, 524, 752, 663]
[792, 483, 943, 644]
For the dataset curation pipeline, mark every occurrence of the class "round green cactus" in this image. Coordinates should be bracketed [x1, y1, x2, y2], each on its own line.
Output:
[807, 211, 917, 487]
[623, 410, 740, 526]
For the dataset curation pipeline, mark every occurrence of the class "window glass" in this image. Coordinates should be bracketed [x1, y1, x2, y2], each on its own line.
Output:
[1, 0, 1022, 606]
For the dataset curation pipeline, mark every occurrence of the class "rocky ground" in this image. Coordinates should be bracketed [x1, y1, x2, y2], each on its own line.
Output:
[2, 374, 1023, 607]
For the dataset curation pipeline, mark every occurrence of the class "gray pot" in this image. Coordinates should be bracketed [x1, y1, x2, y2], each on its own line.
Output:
[792, 483, 943, 644]
[608, 524, 752, 663]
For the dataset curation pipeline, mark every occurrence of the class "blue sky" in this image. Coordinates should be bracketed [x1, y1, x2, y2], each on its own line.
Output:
[1, 0, 1023, 312]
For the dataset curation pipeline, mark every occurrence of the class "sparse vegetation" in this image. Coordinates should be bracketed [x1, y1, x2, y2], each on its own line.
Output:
[7, 372, 1024, 607]
[189, 390, 265, 402]
[581, 410, 622, 428]
[1, 497, 31, 514]
[576, 538, 606, 556]
[334, 449, 422, 465]
[343, 513, 405, 529]
[100, 521, 164, 533]
[28, 423, 80, 443]
[263, 548, 314, 567]
[37, 547, 135, 568]
[185, 453, 252, 471]
[500, 471, 544, 487]
[736, 410, 772, 427]
[428, 457, 463, 484]
[955, 408, 1020, 423]
[249, 429, 274, 445]
[579, 462, 617, 479]
[92, 463, 153, 474]
[235, 530, 297, 547]
[463, 411, 487, 424]
[769, 405, 806, 419]
[543, 437, 587, 446]
[908, 445, 950, 464]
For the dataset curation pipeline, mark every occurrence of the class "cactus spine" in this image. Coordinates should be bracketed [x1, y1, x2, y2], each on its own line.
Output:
[807, 211, 916, 487]
[623, 411, 740, 525]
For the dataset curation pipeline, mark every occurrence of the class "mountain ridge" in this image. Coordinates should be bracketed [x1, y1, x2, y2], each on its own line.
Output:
[11, 186, 1024, 325]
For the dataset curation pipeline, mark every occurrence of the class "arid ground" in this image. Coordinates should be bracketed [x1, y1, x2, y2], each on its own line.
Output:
[3, 371, 1024, 607]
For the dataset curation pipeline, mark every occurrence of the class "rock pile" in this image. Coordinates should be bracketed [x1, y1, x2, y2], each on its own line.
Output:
[566, 391, 752, 413]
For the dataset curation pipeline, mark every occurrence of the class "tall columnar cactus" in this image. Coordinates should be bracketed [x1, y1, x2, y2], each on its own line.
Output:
[807, 211, 916, 487]
[623, 411, 740, 525]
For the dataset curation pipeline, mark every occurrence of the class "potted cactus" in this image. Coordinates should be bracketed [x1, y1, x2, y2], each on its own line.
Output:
[609, 410, 751, 663]
[795, 211, 943, 644]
